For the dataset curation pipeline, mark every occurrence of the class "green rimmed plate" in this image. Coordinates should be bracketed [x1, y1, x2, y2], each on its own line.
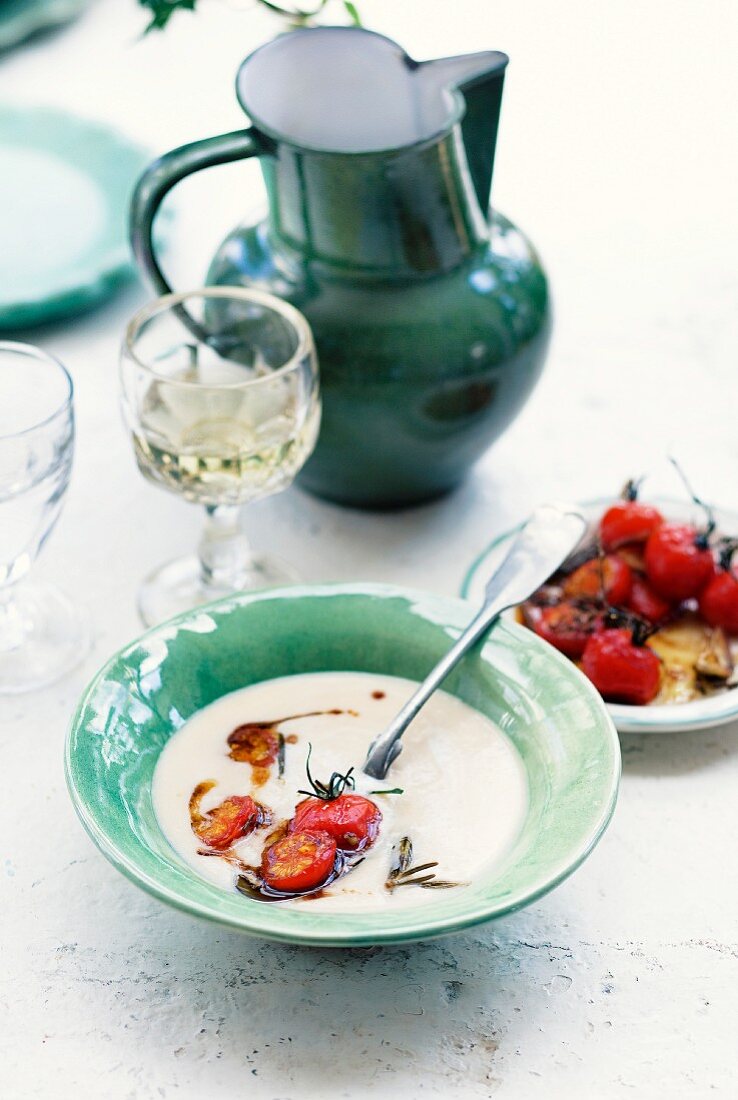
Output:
[0, 106, 152, 329]
[0, 0, 90, 52]
[65, 583, 620, 946]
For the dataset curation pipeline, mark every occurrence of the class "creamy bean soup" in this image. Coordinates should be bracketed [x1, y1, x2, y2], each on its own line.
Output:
[153, 672, 528, 912]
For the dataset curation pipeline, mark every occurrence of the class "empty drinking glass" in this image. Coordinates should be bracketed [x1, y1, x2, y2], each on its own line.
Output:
[0, 342, 88, 693]
[120, 287, 320, 626]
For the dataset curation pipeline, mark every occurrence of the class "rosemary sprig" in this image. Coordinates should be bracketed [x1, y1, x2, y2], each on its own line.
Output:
[296, 742, 356, 801]
[385, 836, 463, 892]
[277, 732, 286, 779]
[389, 835, 413, 877]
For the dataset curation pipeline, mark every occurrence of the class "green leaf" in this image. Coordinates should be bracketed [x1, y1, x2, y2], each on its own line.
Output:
[139, 0, 362, 32]
[139, 0, 197, 33]
[369, 787, 404, 795]
[343, 1, 362, 25]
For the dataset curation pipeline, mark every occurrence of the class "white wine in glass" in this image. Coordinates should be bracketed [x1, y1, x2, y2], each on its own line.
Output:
[121, 288, 320, 626]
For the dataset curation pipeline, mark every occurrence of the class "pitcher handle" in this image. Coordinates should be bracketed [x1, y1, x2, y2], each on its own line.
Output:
[130, 128, 265, 295]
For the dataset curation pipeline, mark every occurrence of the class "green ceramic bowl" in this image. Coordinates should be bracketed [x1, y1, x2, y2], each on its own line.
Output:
[65, 584, 620, 946]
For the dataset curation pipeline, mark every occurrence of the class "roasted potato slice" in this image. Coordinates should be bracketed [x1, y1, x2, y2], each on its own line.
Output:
[616, 543, 647, 574]
[647, 613, 733, 703]
[696, 627, 732, 679]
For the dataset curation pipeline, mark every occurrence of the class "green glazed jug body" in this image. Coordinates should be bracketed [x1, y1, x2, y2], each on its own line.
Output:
[131, 27, 550, 508]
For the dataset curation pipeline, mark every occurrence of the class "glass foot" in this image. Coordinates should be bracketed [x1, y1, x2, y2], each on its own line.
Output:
[137, 553, 300, 627]
[0, 583, 90, 694]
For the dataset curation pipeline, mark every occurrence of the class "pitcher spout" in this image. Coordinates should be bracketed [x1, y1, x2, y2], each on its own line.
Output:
[417, 49, 508, 92]
[417, 50, 509, 214]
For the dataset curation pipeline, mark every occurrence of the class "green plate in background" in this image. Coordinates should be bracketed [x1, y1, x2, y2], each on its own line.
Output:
[0, 0, 90, 52]
[0, 105, 151, 329]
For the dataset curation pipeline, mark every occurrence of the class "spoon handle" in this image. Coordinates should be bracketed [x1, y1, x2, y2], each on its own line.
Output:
[362, 502, 587, 780]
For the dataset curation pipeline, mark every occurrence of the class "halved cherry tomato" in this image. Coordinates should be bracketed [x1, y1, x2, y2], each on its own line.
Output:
[699, 568, 738, 633]
[227, 724, 280, 765]
[600, 501, 663, 550]
[644, 523, 714, 600]
[194, 793, 264, 851]
[582, 629, 661, 705]
[261, 830, 337, 893]
[529, 601, 603, 659]
[290, 793, 382, 851]
[563, 555, 632, 605]
[626, 575, 672, 625]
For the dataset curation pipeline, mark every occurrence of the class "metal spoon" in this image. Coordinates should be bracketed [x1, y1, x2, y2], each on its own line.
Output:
[362, 502, 588, 780]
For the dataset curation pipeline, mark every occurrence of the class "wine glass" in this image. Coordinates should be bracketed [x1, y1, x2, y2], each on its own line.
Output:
[0, 341, 89, 693]
[120, 287, 320, 627]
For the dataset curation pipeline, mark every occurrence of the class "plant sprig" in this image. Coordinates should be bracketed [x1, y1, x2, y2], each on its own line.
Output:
[385, 837, 463, 892]
[621, 476, 644, 502]
[669, 456, 716, 547]
[297, 742, 356, 801]
[139, 0, 361, 32]
[717, 537, 738, 573]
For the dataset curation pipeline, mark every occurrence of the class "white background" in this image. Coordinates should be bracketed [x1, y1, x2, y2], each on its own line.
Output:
[1, 1, 737, 1096]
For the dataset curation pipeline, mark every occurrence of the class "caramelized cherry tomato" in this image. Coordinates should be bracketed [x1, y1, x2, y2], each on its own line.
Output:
[626, 575, 672, 625]
[194, 793, 264, 851]
[600, 501, 663, 550]
[261, 830, 337, 893]
[563, 555, 632, 605]
[227, 724, 280, 765]
[290, 793, 382, 851]
[530, 601, 603, 659]
[644, 523, 714, 600]
[582, 629, 661, 705]
[699, 569, 738, 633]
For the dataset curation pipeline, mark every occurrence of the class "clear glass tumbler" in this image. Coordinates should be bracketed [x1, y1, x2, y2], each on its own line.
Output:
[0, 342, 88, 693]
[120, 287, 320, 626]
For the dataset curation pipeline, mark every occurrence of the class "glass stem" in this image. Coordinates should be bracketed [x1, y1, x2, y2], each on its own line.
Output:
[198, 505, 255, 592]
[0, 585, 28, 653]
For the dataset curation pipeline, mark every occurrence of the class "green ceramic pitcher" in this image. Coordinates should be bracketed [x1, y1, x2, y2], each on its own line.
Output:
[131, 27, 550, 509]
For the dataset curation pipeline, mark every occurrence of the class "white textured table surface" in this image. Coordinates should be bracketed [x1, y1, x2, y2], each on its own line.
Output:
[2, 2, 738, 1097]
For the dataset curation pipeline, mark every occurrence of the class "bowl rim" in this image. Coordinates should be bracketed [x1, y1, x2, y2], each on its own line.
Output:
[460, 497, 738, 734]
[65, 581, 621, 945]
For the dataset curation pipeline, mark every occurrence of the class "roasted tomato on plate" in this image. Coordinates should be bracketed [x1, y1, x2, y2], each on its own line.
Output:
[463, 483, 738, 727]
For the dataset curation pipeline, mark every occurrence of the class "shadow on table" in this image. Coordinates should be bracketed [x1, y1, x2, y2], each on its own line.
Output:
[619, 718, 738, 777]
[147, 912, 567, 1093]
[266, 461, 520, 594]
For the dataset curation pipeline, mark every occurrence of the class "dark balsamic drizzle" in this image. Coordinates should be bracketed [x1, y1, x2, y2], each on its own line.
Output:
[227, 709, 352, 785]
[230, 708, 353, 747]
